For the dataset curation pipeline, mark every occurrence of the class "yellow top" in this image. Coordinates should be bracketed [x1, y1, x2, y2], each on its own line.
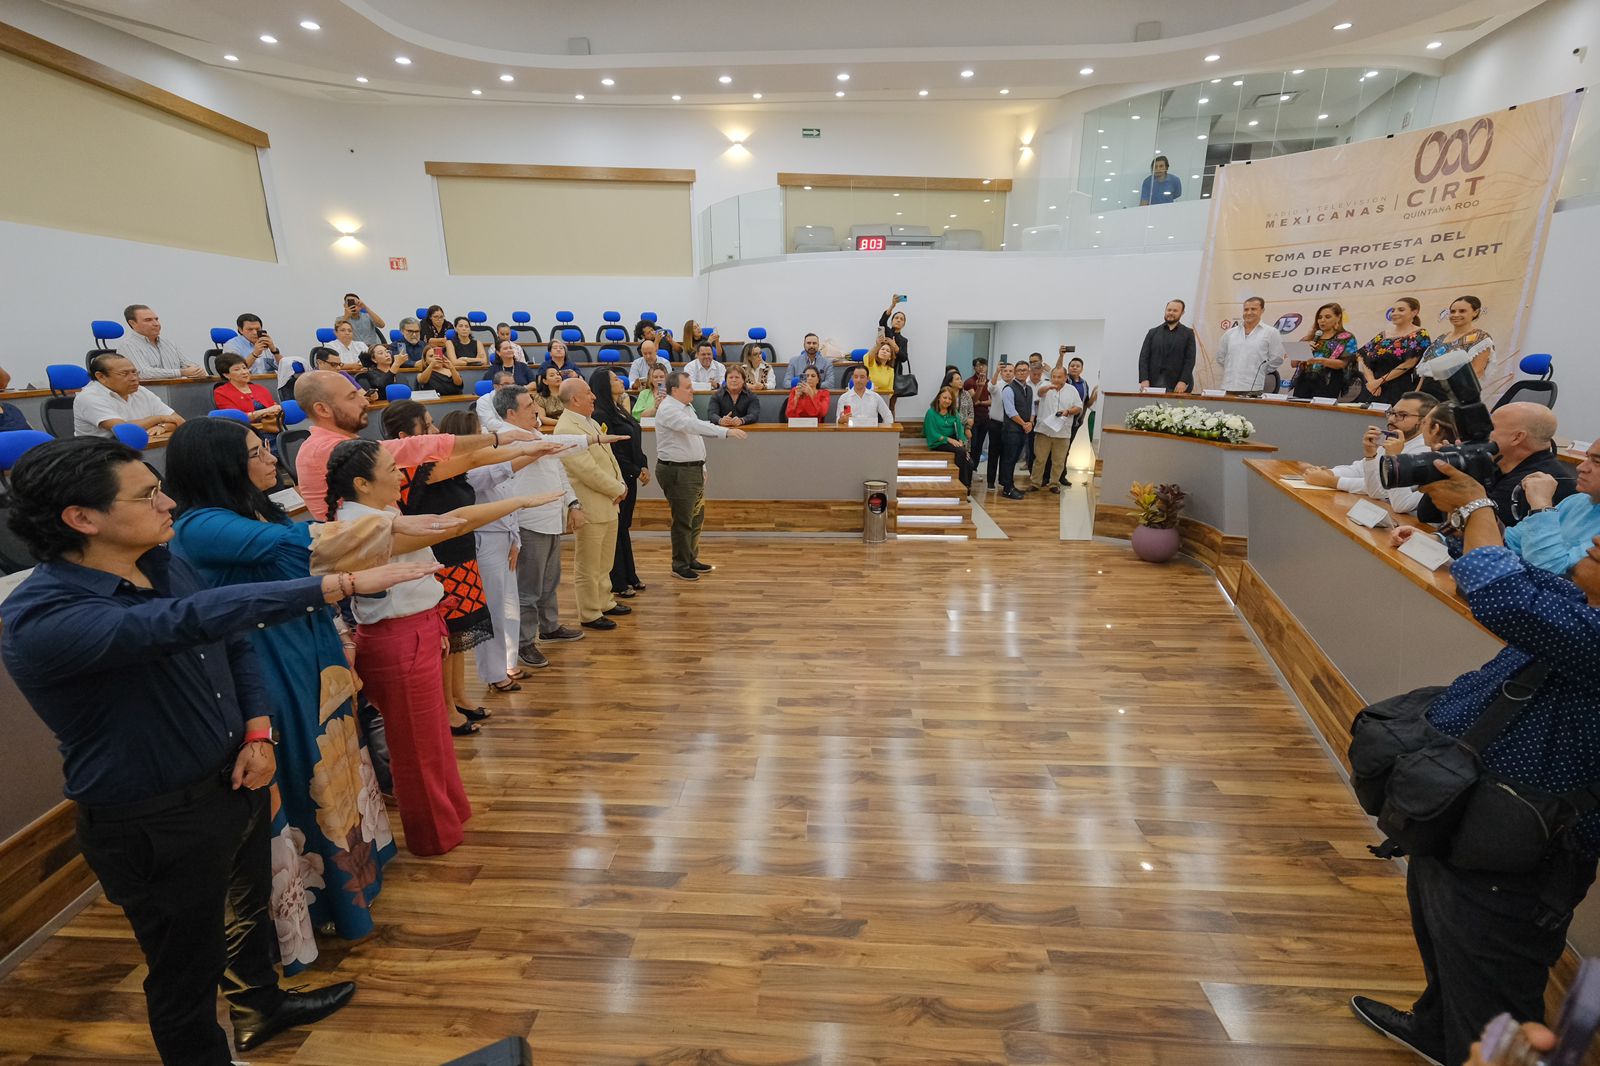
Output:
[865, 361, 895, 395]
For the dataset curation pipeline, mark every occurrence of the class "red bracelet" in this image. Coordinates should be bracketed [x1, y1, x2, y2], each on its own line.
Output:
[243, 729, 274, 745]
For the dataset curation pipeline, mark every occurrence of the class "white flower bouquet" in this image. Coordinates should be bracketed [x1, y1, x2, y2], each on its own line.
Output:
[1124, 403, 1255, 444]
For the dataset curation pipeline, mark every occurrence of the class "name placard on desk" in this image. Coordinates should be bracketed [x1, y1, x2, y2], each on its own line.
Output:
[1201, 389, 1226, 398]
[1399, 533, 1452, 571]
[1367, 403, 1391, 412]
[788, 417, 819, 428]
[410, 389, 440, 401]
[270, 487, 306, 512]
[1310, 396, 1337, 406]
[1346, 498, 1397, 529]
[1573, 440, 1593, 454]
[1259, 393, 1288, 402]
[1140, 387, 1167, 394]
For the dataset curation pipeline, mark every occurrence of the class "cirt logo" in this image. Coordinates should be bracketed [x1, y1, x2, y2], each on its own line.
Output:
[1413, 117, 1493, 183]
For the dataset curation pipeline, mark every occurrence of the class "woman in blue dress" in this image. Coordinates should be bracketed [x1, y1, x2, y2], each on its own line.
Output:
[164, 418, 421, 970]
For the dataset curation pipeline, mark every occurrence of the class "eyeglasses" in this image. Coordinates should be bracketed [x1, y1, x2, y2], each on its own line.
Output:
[1389, 411, 1421, 421]
[115, 485, 166, 509]
[246, 445, 268, 461]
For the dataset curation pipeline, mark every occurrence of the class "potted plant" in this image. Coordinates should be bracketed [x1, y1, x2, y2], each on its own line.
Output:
[1128, 481, 1187, 562]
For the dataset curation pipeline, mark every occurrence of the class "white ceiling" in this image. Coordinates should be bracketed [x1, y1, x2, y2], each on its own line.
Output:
[44, 0, 1545, 107]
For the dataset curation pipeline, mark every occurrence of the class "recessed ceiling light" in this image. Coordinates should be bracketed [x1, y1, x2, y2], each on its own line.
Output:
[896, 211, 903, 216]
[223, 53, 239, 62]
[575, 93, 585, 100]
[1197, 97, 1209, 104]
[982, 178, 991, 184]
[983, 198, 991, 203]
[1317, 113, 1330, 120]
[1191, 174, 1199, 179]
[1203, 54, 1220, 62]
[1130, 114, 1140, 120]
[803, 185, 812, 190]
[499, 74, 514, 83]
[1291, 69, 1305, 75]
[1280, 94, 1291, 101]
[960, 69, 975, 78]
[394, 56, 411, 65]
[1334, 21, 1353, 30]
[671, 94, 682, 101]
[470, 88, 482, 95]
[1104, 177, 1111, 182]
[259, 34, 277, 44]
[1247, 119, 1259, 126]
[1196, 134, 1206, 140]
[356, 76, 369, 84]
[949, 213, 958, 218]
[835, 90, 845, 97]
[1079, 67, 1094, 75]
[1100, 144, 1109, 148]
[893, 192, 900, 196]
[836, 73, 850, 82]
[751, 92, 762, 99]
[299, 20, 320, 31]
[1232, 79, 1244, 86]
[718, 74, 732, 84]
[1366, 70, 1381, 78]
[1049, 204, 1057, 210]
[918, 89, 929, 96]
[999, 88, 1010, 95]
[601, 77, 615, 86]
[1210, 78, 1221, 84]
[1105, 159, 1112, 163]
[1426, 40, 1443, 49]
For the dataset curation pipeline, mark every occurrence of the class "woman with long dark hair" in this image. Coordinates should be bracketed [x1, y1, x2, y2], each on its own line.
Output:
[1353, 296, 1430, 406]
[1291, 302, 1359, 400]
[165, 418, 441, 963]
[589, 367, 647, 597]
[324, 437, 558, 855]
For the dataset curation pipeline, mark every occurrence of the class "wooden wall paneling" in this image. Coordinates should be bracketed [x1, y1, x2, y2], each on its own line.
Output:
[0, 801, 93, 964]
[1092, 505, 1246, 593]
[776, 172, 1013, 192]
[424, 162, 695, 184]
[0, 21, 269, 147]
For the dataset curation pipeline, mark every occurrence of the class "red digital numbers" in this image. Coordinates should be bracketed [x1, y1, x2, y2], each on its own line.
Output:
[856, 235, 887, 252]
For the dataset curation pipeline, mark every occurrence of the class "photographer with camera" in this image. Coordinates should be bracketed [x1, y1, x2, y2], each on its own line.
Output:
[1413, 403, 1576, 532]
[1301, 392, 1439, 511]
[1349, 460, 1600, 1066]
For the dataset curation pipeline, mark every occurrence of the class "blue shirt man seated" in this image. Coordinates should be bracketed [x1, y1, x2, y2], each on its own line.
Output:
[1505, 441, 1600, 577]
[787, 332, 833, 388]
[1349, 458, 1600, 1066]
[1139, 155, 1182, 205]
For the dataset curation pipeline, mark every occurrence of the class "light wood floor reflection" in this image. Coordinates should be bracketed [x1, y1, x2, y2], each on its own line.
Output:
[0, 511, 1424, 1064]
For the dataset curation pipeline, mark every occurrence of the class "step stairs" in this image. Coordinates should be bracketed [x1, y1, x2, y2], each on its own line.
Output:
[893, 444, 973, 541]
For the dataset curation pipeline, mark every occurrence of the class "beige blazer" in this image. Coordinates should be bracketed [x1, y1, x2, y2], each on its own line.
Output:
[554, 409, 625, 521]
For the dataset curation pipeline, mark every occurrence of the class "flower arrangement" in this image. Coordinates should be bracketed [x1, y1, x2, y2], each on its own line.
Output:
[1125, 403, 1255, 444]
[1129, 481, 1187, 529]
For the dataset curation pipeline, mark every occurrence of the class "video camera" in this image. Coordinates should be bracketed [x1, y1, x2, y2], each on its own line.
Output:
[1378, 350, 1499, 490]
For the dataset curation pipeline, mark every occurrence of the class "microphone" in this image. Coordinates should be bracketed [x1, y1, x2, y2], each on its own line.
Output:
[1249, 356, 1273, 396]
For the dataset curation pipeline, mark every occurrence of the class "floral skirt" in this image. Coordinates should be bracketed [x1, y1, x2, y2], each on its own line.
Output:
[437, 558, 493, 653]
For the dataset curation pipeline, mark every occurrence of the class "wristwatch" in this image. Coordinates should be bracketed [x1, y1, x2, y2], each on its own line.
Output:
[1447, 497, 1497, 531]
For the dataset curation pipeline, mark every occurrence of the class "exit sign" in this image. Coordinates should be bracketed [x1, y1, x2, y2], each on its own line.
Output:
[801, 127, 821, 138]
[388, 256, 408, 271]
[856, 235, 886, 252]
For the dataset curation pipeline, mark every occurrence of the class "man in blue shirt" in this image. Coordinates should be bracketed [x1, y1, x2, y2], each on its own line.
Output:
[0, 438, 432, 1063]
[1139, 155, 1182, 206]
[1505, 442, 1600, 576]
[787, 332, 833, 388]
[222, 312, 279, 373]
[1350, 460, 1600, 1066]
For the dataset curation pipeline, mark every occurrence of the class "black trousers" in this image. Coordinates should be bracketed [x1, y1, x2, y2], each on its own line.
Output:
[78, 777, 283, 1066]
[931, 441, 973, 490]
[610, 471, 640, 592]
[1406, 852, 1596, 1066]
[984, 420, 1005, 486]
[1292, 371, 1344, 400]
[998, 426, 1026, 492]
[970, 417, 991, 474]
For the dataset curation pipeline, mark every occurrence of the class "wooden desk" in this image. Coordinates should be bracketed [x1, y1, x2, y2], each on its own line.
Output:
[637, 424, 899, 502]
[1096, 426, 1277, 538]
[1102, 391, 1385, 469]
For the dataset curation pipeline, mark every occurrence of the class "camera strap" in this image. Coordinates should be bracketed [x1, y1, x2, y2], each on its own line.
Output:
[1455, 660, 1550, 757]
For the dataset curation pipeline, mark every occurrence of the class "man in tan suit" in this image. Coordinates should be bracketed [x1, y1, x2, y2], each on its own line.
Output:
[555, 378, 629, 630]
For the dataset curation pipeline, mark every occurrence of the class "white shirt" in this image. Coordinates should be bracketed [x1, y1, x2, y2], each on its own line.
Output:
[627, 354, 671, 384]
[1215, 322, 1286, 392]
[1331, 432, 1428, 513]
[336, 501, 444, 622]
[327, 339, 368, 364]
[836, 387, 895, 426]
[115, 333, 192, 380]
[72, 380, 175, 438]
[510, 452, 578, 535]
[654, 395, 727, 462]
[1035, 386, 1083, 439]
[465, 461, 521, 536]
[684, 359, 726, 388]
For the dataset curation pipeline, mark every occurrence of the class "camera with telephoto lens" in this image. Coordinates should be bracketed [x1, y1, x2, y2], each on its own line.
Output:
[1378, 406, 1499, 488]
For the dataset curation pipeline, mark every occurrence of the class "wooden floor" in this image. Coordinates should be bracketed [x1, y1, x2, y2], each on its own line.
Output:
[0, 489, 1425, 1065]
